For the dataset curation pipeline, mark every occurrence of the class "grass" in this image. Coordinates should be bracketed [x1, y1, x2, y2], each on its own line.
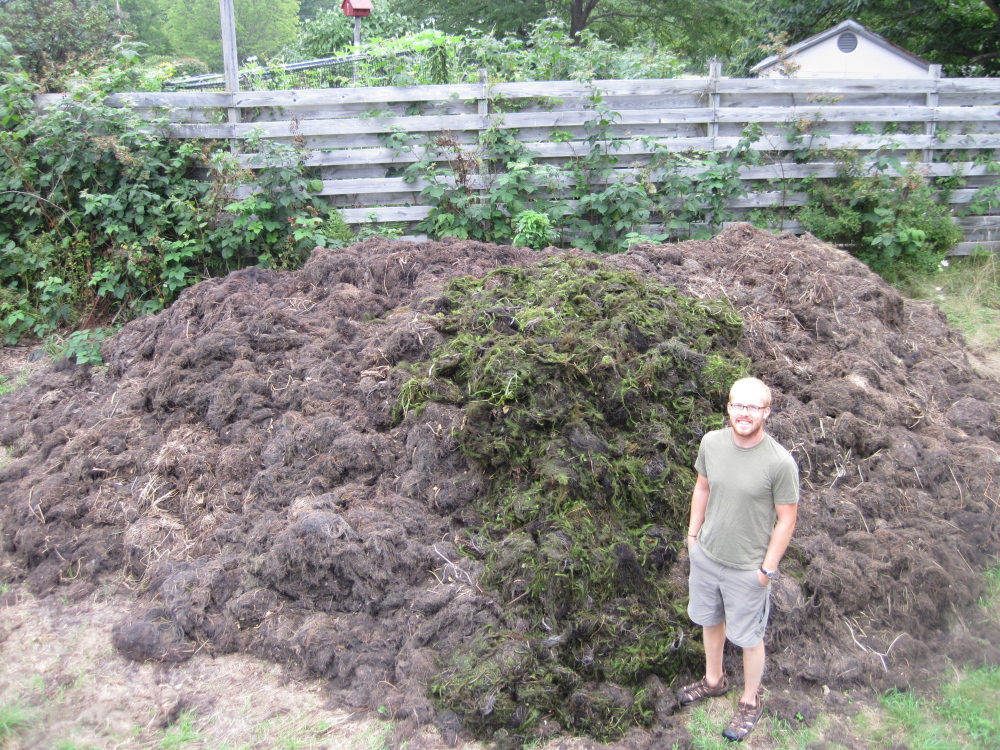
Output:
[682, 699, 839, 750]
[0, 373, 21, 397]
[0, 351, 34, 394]
[876, 667, 1000, 750]
[0, 700, 34, 744]
[898, 251, 1000, 350]
[158, 710, 204, 749]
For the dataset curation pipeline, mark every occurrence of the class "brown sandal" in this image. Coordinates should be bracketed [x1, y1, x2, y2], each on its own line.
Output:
[722, 696, 764, 742]
[677, 673, 729, 706]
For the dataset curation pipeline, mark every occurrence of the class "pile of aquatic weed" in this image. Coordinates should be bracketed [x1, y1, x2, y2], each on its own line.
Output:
[2, 226, 1000, 750]
[394, 255, 749, 741]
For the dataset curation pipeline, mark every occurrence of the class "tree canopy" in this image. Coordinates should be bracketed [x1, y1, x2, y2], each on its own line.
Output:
[391, 0, 752, 65]
[119, 0, 172, 58]
[285, 3, 422, 59]
[298, 0, 341, 22]
[0, 0, 124, 85]
[164, 0, 300, 69]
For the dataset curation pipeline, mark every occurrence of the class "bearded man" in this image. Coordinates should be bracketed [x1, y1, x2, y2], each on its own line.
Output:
[677, 377, 800, 742]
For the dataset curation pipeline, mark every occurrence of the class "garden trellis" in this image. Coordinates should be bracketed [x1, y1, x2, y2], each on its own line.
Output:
[35, 68, 1000, 252]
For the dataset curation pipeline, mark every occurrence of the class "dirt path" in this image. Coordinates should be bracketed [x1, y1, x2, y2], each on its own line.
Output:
[0, 584, 392, 749]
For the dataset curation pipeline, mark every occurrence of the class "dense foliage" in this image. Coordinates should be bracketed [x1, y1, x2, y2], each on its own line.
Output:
[0, 0, 125, 89]
[0, 44, 349, 347]
[393, 0, 754, 65]
[278, 18, 684, 87]
[165, 0, 300, 68]
[387, 90, 759, 253]
[798, 150, 964, 281]
[284, 2, 422, 61]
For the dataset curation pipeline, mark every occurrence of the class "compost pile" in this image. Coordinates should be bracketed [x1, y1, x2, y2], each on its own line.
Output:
[2, 225, 999, 747]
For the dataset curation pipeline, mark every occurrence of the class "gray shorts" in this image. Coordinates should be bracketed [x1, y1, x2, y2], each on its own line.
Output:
[687, 542, 771, 649]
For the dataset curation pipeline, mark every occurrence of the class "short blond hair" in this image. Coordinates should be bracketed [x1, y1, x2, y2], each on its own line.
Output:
[729, 377, 772, 407]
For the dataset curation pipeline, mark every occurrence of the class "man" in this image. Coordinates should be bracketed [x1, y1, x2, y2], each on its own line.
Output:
[678, 377, 799, 742]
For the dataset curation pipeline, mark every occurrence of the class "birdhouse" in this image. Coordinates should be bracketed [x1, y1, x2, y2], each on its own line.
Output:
[342, 0, 372, 16]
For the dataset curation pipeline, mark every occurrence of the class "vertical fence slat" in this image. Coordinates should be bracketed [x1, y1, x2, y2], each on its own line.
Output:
[708, 62, 722, 149]
[924, 64, 942, 163]
[218, 0, 241, 135]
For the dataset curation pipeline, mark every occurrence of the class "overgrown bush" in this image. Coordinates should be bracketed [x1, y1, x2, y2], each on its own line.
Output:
[0, 44, 345, 344]
[283, 3, 422, 61]
[798, 146, 963, 281]
[0, 0, 123, 90]
[284, 18, 684, 88]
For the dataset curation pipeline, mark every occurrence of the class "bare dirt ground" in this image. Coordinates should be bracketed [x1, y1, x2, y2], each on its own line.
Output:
[0, 587, 942, 749]
[2, 225, 999, 749]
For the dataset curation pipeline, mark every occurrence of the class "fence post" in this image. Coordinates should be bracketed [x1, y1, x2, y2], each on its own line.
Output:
[708, 61, 722, 149]
[219, 0, 241, 147]
[924, 64, 941, 165]
[477, 68, 489, 121]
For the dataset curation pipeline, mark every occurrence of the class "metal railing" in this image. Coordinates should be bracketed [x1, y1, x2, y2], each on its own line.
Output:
[165, 51, 417, 91]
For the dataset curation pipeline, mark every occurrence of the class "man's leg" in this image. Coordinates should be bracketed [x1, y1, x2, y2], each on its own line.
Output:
[680, 546, 730, 705]
[704, 621, 727, 686]
[740, 640, 765, 705]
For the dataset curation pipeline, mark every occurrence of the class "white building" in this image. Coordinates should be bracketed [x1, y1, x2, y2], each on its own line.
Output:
[752, 19, 931, 79]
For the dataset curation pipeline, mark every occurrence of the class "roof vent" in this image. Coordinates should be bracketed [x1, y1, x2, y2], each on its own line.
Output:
[837, 32, 858, 53]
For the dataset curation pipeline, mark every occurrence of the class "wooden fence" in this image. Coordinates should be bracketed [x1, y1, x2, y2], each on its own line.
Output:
[36, 67, 1000, 252]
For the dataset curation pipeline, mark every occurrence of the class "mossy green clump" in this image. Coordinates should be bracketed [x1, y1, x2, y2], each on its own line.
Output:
[396, 254, 749, 743]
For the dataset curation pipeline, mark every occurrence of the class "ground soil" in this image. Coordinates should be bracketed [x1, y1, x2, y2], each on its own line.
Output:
[2, 224, 999, 749]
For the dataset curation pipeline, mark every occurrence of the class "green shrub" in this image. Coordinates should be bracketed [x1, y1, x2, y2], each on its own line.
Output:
[799, 149, 962, 280]
[512, 210, 555, 249]
[0, 44, 342, 343]
[296, 18, 685, 88]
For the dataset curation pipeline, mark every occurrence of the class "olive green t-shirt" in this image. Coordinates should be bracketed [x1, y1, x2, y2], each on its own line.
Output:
[694, 428, 799, 570]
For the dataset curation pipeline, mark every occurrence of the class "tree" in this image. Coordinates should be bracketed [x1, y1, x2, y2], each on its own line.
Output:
[755, 0, 1000, 76]
[119, 0, 173, 58]
[392, 0, 751, 63]
[298, 0, 340, 22]
[393, 0, 546, 37]
[164, 0, 300, 69]
[0, 0, 124, 86]
[285, 2, 421, 59]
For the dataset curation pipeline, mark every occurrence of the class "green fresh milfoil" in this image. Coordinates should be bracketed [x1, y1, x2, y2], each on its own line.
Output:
[396, 254, 749, 743]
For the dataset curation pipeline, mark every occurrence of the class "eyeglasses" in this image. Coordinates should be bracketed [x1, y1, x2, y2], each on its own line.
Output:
[727, 403, 766, 414]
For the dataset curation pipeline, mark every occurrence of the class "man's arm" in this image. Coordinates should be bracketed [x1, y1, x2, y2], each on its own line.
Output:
[758, 502, 798, 580]
[687, 473, 710, 547]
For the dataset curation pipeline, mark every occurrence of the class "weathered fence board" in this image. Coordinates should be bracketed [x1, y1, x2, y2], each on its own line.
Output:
[34, 73, 1000, 251]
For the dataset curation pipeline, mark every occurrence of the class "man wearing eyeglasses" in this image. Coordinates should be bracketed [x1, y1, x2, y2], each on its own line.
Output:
[677, 377, 799, 742]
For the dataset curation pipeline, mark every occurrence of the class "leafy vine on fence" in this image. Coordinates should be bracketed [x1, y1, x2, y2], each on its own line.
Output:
[387, 85, 764, 254]
[0, 41, 350, 351]
[797, 143, 963, 280]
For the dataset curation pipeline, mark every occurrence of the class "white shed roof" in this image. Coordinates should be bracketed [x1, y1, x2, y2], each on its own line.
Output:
[751, 19, 930, 75]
